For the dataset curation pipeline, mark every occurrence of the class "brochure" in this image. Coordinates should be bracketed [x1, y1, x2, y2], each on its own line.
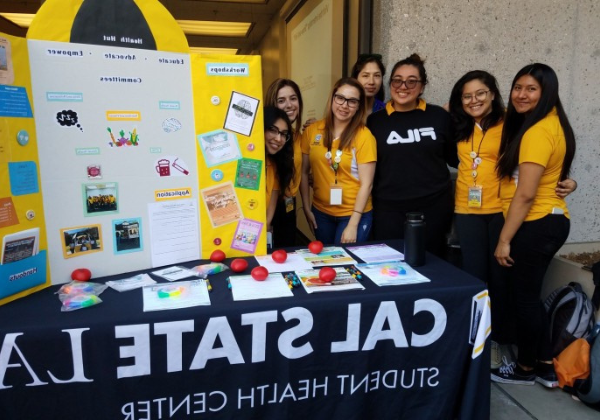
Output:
[151, 266, 198, 281]
[346, 243, 404, 263]
[357, 261, 430, 286]
[295, 267, 365, 293]
[295, 246, 357, 267]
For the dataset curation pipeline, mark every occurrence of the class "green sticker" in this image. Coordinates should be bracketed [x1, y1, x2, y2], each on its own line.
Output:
[234, 158, 262, 191]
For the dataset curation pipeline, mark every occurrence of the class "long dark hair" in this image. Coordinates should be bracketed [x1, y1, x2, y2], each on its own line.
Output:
[323, 78, 367, 151]
[351, 54, 386, 102]
[264, 106, 295, 196]
[265, 79, 303, 135]
[497, 63, 576, 181]
[448, 70, 505, 143]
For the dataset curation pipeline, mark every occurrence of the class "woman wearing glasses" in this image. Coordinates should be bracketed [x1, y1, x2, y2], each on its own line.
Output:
[492, 64, 576, 387]
[265, 79, 304, 246]
[367, 54, 458, 257]
[300, 78, 376, 244]
[449, 71, 577, 370]
[351, 54, 386, 116]
[264, 106, 295, 246]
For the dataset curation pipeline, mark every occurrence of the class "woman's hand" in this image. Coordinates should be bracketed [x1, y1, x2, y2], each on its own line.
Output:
[302, 118, 317, 132]
[340, 224, 358, 244]
[494, 240, 514, 267]
[303, 208, 317, 235]
[555, 178, 577, 198]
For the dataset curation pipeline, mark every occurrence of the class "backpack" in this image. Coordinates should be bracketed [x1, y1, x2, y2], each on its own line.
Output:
[544, 281, 596, 357]
[573, 324, 600, 411]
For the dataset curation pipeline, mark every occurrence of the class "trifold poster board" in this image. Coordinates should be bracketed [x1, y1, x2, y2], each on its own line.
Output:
[0, 0, 266, 304]
[0, 33, 50, 305]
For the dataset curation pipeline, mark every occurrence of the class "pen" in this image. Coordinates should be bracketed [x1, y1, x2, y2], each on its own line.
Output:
[205, 278, 212, 292]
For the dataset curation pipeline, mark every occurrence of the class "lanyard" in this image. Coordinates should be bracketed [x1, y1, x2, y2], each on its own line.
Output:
[325, 141, 342, 184]
[469, 125, 487, 186]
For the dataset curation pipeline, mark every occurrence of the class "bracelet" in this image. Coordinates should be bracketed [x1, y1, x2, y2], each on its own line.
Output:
[353, 210, 363, 215]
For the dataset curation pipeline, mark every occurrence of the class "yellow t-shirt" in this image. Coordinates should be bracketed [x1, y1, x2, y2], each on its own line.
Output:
[500, 108, 570, 221]
[301, 120, 377, 217]
[286, 130, 302, 197]
[265, 156, 279, 209]
[455, 122, 503, 214]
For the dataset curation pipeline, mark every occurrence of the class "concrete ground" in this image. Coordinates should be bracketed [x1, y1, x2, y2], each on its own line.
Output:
[491, 382, 598, 420]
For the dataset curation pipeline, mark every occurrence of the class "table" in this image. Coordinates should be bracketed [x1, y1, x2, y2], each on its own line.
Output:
[0, 241, 490, 419]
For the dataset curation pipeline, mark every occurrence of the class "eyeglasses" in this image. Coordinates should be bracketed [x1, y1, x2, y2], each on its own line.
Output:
[333, 94, 360, 108]
[461, 90, 490, 103]
[266, 125, 291, 142]
[390, 78, 422, 89]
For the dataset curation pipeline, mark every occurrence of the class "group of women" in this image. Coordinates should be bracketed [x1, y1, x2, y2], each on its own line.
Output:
[261, 53, 577, 389]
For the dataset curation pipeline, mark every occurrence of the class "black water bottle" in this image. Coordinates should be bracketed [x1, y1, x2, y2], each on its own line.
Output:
[404, 212, 426, 267]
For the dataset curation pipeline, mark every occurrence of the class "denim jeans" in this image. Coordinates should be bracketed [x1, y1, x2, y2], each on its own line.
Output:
[312, 207, 373, 245]
[507, 214, 570, 367]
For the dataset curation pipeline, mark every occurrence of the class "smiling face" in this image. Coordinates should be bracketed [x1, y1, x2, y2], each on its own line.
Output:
[390, 65, 424, 112]
[511, 75, 542, 114]
[264, 118, 289, 155]
[357, 62, 383, 98]
[331, 84, 361, 124]
[461, 79, 495, 123]
[275, 86, 299, 124]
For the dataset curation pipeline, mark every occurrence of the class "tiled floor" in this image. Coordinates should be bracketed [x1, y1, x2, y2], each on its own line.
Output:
[491, 382, 598, 419]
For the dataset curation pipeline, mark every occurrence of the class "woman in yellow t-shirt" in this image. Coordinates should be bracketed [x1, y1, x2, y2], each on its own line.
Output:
[264, 107, 294, 246]
[300, 78, 376, 245]
[265, 79, 304, 246]
[492, 64, 576, 388]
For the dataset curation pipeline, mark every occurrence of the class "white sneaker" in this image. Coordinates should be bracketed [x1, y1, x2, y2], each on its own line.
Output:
[491, 341, 502, 369]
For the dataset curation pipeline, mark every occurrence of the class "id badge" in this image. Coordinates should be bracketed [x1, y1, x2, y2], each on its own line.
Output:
[284, 196, 294, 213]
[468, 185, 483, 208]
[329, 185, 342, 205]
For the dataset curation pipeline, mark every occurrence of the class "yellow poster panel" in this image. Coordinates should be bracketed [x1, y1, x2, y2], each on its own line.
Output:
[0, 32, 51, 306]
[27, 0, 188, 53]
[191, 54, 266, 258]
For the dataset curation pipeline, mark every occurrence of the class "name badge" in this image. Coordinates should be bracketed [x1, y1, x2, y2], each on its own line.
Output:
[468, 185, 482, 208]
[329, 185, 342, 205]
[284, 196, 295, 213]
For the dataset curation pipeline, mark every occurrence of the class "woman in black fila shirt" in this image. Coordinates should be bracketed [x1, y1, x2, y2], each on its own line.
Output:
[366, 54, 458, 257]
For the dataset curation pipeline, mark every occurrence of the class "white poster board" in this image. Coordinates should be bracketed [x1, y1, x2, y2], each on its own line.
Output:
[28, 40, 199, 282]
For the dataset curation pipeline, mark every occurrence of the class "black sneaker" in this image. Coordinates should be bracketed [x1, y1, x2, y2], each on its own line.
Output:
[491, 356, 535, 385]
[535, 362, 559, 388]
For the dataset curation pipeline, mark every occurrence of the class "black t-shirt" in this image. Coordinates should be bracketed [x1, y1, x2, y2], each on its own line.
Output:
[367, 102, 458, 206]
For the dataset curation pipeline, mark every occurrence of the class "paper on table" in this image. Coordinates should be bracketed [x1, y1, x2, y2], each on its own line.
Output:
[357, 261, 430, 286]
[295, 267, 365, 294]
[346, 243, 404, 263]
[106, 273, 156, 292]
[148, 199, 200, 267]
[295, 246, 357, 267]
[142, 279, 211, 311]
[151, 266, 198, 281]
[254, 253, 313, 273]
[229, 273, 293, 301]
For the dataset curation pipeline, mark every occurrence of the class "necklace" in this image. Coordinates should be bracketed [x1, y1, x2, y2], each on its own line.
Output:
[325, 139, 343, 184]
[468, 124, 486, 185]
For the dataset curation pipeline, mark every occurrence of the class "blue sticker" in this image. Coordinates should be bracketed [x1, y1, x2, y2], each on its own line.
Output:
[8, 161, 39, 196]
[0, 86, 33, 118]
[17, 130, 29, 146]
[211, 169, 224, 182]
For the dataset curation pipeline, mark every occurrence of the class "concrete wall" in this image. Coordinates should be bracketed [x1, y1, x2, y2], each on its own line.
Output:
[373, 0, 600, 243]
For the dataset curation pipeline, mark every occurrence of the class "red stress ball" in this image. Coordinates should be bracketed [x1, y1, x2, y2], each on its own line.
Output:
[308, 240, 324, 254]
[230, 258, 248, 273]
[251, 266, 269, 281]
[271, 249, 288, 263]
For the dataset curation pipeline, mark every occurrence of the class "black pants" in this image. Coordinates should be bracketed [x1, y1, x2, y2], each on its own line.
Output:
[455, 212, 514, 344]
[372, 188, 454, 259]
[271, 197, 297, 248]
[507, 214, 570, 367]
